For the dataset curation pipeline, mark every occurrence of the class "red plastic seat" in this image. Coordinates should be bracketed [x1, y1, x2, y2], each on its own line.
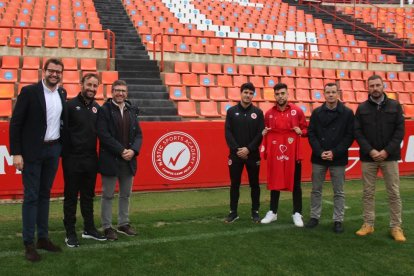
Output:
[207, 63, 222, 75]
[217, 75, 233, 87]
[80, 59, 97, 71]
[1, 56, 19, 69]
[191, 63, 206, 74]
[0, 69, 18, 82]
[209, 87, 226, 101]
[100, 71, 119, 85]
[62, 58, 78, 70]
[0, 83, 15, 98]
[189, 86, 208, 100]
[227, 87, 241, 101]
[164, 73, 181, 86]
[182, 73, 198, 86]
[177, 101, 198, 117]
[63, 83, 81, 98]
[403, 104, 414, 118]
[0, 99, 13, 117]
[341, 91, 356, 103]
[199, 74, 215, 86]
[169, 86, 187, 101]
[20, 70, 39, 83]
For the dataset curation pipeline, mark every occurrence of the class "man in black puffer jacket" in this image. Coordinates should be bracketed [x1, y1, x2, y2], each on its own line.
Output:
[354, 75, 405, 242]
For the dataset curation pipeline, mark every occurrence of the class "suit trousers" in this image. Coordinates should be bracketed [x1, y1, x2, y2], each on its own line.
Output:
[310, 164, 345, 222]
[22, 142, 61, 245]
[101, 161, 134, 229]
[361, 161, 402, 227]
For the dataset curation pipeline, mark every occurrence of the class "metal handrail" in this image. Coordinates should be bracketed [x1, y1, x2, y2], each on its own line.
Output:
[149, 32, 409, 72]
[0, 25, 115, 70]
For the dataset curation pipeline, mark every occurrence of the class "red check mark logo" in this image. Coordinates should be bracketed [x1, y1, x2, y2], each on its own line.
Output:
[168, 148, 186, 166]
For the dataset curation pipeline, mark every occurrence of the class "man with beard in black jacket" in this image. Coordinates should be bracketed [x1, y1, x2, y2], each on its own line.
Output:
[63, 73, 106, 248]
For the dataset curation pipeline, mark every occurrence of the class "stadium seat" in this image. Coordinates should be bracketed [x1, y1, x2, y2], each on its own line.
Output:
[191, 63, 206, 74]
[1, 56, 19, 69]
[217, 75, 233, 87]
[22, 57, 40, 69]
[63, 71, 80, 84]
[238, 65, 253, 76]
[80, 59, 97, 71]
[0, 83, 15, 99]
[0, 69, 18, 82]
[189, 86, 208, 100]
[199, 101, 220, 117]
[341, 91, 356, 103]
[177, 101, 198, 117]
[63, 83, 81, 98]
[295, 89, 311, 102]
[165, 73, 181, 86]
[207, 63, 222, 75]
[219, 101, 236, 116]
[101, 71, 119, 85]
[398, 93, 412, 104]
[62, 58, 78, 70]
[223, 64, 237, 75]
[199, 74, 215, 86]
[169, 86, 187, 101]
[20, 70, 39, 83]
[209, 87, 226, 101]
[403, 104, 414, 118]
[259, 102, 274, 113]
[182, 73, 198, 86]
[227, 87, 241, 101]
[233, 75, 248, 87]
[0, 99, 12, 117]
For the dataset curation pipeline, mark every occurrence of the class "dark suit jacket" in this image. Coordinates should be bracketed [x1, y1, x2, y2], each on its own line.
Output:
[9, 81, 67, 162]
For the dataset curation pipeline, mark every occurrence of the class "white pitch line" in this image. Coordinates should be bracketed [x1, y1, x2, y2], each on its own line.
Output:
[1, 210, 413, 259]
[323, 200, 351, 210]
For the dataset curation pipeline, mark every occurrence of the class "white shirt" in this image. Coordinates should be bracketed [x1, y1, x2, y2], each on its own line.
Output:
[42, 80, 63, 141]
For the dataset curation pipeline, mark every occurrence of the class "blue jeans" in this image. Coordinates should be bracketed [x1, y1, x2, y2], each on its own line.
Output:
[22, 143, 61, 245]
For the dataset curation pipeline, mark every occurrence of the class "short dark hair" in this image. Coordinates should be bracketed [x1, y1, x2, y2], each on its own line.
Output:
[112, 80, 128, 90]
[273, 83, 287, 92]
[81, 73, 99, 84]
[367, 74, 383, 83]
[324, 82, 338, 91]
[43, 58, 64, 71]
[240, 82, 255, 93]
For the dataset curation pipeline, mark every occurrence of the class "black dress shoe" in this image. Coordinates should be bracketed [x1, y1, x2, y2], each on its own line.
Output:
[305, 218, 319, 228]
[333, 221, 344, 233]
[25, 244, 41, 262]
[37, 238, 62, 252]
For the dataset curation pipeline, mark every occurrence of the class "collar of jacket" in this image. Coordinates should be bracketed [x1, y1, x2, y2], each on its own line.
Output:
[319, 101, 345, 113]
[367, 92, 388, 107]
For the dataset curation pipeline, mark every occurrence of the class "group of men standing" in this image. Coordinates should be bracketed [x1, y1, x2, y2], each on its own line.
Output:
[225, 77, 406, 243]
[9, 59, 143, 262]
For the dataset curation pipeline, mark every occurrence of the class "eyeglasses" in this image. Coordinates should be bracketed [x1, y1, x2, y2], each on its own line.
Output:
[46, 69, 63, 75]
[113, 89, 127, 94]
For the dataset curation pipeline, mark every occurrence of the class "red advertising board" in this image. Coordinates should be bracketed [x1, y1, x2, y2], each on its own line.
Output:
[0, 121, 413, 199]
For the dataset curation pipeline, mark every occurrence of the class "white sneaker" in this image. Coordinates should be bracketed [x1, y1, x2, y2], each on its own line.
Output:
[261, 211, 277, 224]
[292, 212, 304, 227]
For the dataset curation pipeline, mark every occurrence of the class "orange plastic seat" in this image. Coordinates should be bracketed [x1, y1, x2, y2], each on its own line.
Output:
[20, 70, 39, 83]
[297, 102, 311, 117]
[63, 83, 81, 98]
[169, 86, 187, 101]
[0, 83, 15, 98]
[350, 70, 363, 80]
[253, 65, 268, 76]
[164, 73, 181, 86]
[339, 80, 352, 91]
[238, 65, 253, 75]
[310, 68, 323, 78]
[233, 75, 248, 87]
[27, 36, 42, 47]
[199, 74, 215, 86]
[249, 76, 264, 88]
[199, 101, 220, 117]
[324, 69, 336, 79]
[352, 80, 365, 91]
[177, 101, 198, 117]
[217, 75, 233, 87]
[398, 93, 412, 104]
[191, 63, 206, 74]
[398, 72, 410, 81]
[209, 87, 226, 101]
[403, 104, 414, 118]
[0, 69, 18, 82]
[190, 86, 208, 100]
[391, 81, 404, 92]
[174, 62, 190, 73]
[296, 67, 310, 78]
[283, 67, 296, 77]
[263, 88, 274, 101]
[341, 91, 356, 103]
[101, 71, 119, 85]
[63, 71, 80, 84]
[268, 66, 282, 76]
[1, 56, 19, 69]
[0, 99, 12, 117]
[80, 59, 97, 71]
[355, 92, 368, 103]
[259, 102, 274, 113]
[179, 73, 197, 86]
[22, 57, 40, 69]
[310, 78, 324, 90]
[62, 58, 78, 70]
[295, 89, 311, 102]
[311, 90, 324, 102]
[280, 77, 295, 89]
[296, 78, 310, 89]
[227, 87, 241, 101]
[61, 36, 76, 48]
[207, 63, 222, 75]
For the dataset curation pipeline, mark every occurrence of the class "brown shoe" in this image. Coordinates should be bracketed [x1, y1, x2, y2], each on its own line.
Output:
[36, 238, 62, 252]
[104, 227, 118, 241]
[117, 224, 137, 236]
[25, 244, 41, 262]
[355, 223, 374, 236]
[390, 227, 407, 242]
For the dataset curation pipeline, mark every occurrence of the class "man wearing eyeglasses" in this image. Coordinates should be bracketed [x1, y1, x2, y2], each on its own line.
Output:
[10, 58, 67, 262]
[260, 83, 307, 227]
[96, 80, 143, 241]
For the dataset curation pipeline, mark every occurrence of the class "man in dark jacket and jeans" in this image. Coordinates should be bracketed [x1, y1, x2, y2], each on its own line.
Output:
[62, 73, 106, 247]
[97, 80, 143, 241]
[354, 75, 406, 242]
[305, 83, 354, 233]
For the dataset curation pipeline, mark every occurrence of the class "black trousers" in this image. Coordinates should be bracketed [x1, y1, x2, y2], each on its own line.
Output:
[228, 156, 260, 212]
[270, 162, 302, 214]
[62, 154, 98, 235]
